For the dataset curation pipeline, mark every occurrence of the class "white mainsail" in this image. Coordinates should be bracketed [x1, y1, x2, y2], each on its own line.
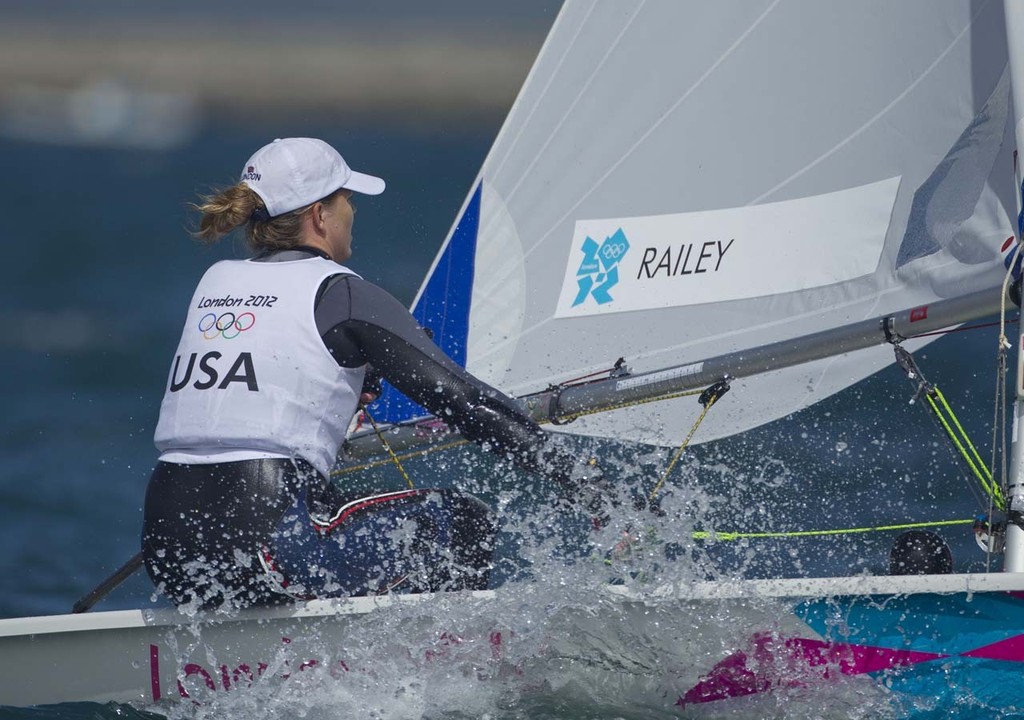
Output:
[378, 0, 1015, 451]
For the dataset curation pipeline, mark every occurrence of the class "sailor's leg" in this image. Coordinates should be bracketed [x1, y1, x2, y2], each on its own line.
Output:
[264, 488, 497, 597]
[141, 458, 303, 609]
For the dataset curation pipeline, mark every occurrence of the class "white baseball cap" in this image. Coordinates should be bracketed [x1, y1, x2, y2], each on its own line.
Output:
[239, 137, 386, 217]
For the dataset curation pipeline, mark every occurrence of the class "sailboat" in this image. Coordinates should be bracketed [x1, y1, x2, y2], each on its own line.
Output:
[4, 0, 1024, 715]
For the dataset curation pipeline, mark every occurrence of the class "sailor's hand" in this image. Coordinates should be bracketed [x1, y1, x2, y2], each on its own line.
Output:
[610, 529, 640, 559]
[359, 364, 384, 407]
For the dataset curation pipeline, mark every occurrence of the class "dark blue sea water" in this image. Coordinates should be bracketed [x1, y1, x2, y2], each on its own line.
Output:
[0, 118, 1015, 718]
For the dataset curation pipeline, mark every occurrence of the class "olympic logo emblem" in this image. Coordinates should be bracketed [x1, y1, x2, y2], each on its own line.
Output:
[572, 228, 630, 307]
[600, 241, 627, 261]
[198, 312, 256, 340]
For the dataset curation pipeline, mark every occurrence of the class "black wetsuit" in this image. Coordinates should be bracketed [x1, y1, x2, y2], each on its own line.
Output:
[143, 247, 580, 608]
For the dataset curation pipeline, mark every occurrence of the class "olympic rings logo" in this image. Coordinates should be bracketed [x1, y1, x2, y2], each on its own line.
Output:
[601, 242, 627, 261]
[198, 312, 256, 340]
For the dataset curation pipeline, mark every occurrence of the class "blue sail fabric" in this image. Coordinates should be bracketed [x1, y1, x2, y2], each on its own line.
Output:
[370, 183, 481, 424]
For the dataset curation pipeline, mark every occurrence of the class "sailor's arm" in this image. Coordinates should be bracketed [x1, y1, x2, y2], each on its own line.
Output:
[315, 275, 585, 487]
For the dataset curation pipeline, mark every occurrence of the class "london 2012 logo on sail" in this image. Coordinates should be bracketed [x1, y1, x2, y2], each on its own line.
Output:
[572, 228, 630, 306]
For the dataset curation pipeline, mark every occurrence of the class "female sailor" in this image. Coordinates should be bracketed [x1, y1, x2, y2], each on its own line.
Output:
[142, 137, 605, 609]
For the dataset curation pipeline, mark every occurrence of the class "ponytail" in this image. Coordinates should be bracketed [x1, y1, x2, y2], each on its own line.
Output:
[191, 183, 308, 253]
[192, 183, 261, 243]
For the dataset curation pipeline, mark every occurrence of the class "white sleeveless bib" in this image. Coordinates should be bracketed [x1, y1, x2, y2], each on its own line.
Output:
[154, 257, 364, 476]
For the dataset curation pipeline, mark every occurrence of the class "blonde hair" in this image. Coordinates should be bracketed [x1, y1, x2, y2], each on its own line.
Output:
[191, 183, 309, 253]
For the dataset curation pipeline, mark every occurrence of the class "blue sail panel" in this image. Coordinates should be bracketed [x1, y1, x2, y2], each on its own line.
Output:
[369, 184, 481, 424]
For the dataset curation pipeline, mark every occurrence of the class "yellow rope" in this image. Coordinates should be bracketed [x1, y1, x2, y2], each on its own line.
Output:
[926, 388, 1004, 510]
[331, 439, 468, 479]
[692, 517, 973, 542]
[331, 439, 469, 479]
[933, 388, 991, 484]
[895, 341, 1005, 513]
[361, 407, 416, 489]
[649, 391, 722, 501]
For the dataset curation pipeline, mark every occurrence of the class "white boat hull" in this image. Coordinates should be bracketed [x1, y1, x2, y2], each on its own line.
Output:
[5, 573, 1024, 714]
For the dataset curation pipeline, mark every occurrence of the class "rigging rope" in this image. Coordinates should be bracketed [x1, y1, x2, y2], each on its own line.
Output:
[907, 317, 1016, 340]
[891, 343, 1004, 512]
[331, 439, 469, 479]
[360, 407, 416, 489]
[664, 310, 1016, 549]
[925, 387, 1004, 510]
[598, 379, 730, 566]
[691, 518, 973, 542]
[649, 379, 730, 501]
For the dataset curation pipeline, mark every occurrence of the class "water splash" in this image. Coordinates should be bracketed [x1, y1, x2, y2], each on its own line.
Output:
[120, 445, 915, 719]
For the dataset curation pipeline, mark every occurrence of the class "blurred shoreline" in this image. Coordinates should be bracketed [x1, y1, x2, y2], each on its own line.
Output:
[0, 22, 544, 136]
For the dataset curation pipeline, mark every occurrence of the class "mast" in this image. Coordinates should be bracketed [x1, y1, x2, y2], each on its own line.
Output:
[1002, 0, 1024, 571]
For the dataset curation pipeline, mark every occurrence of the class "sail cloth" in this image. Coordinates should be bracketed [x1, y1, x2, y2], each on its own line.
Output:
[373, 0, 1015, 450]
